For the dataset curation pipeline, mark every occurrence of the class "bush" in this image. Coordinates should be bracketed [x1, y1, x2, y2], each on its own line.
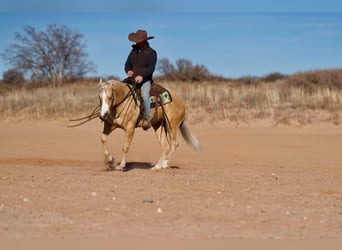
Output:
[156, 58, 211, 82]
[262, 72, 287, 82]
[286, 69, 342, 93]
[2, 69, 25, 84]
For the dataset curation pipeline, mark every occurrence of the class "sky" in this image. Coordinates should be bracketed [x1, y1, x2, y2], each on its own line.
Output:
[0, 1, 342, 79]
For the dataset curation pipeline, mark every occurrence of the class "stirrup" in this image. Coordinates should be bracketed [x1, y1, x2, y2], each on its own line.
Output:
[142, 119, 151, 130]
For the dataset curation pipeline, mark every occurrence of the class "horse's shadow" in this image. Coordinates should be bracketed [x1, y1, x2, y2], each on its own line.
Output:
[126, 161, 153, 170]
[124, 162, 180, 171]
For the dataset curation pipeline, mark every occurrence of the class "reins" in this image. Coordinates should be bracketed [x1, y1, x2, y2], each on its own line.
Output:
[67, 104, 101, 128]
[107, 84, 137, 121]
[67, 82, 137, 128]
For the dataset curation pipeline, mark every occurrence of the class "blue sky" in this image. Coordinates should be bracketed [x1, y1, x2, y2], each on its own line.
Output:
[1, 0, 342, 12]
[1, 1, 342, 79]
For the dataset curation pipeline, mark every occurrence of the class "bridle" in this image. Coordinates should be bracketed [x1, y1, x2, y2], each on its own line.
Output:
[68, 81, 137, 128]
[99, 82, 137, 122]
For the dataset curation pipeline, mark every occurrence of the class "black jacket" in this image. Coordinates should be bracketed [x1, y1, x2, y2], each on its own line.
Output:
[125, 43, 157, 84]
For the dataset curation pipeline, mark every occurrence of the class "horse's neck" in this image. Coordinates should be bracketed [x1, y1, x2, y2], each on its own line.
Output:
[112, 83, 136, 113]
[112, 82, 128, 101]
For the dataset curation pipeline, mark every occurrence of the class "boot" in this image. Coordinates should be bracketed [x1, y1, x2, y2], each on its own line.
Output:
[141, 100, 151, 130]
[142, 118, 151, 130]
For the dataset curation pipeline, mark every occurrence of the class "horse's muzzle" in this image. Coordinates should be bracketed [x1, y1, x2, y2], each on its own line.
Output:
[99, 113, 110, 122]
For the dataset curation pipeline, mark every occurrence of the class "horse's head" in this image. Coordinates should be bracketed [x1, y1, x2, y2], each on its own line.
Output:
[98, 79, 115, 121]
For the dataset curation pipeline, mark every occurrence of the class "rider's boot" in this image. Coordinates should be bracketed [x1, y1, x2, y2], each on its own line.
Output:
[142, 115, 151, 130]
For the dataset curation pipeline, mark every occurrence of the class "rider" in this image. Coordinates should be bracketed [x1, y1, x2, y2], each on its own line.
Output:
[125, 29, 157, 130]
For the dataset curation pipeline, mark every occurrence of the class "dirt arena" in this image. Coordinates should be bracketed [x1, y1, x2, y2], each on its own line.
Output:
[0, 120, 342, 239]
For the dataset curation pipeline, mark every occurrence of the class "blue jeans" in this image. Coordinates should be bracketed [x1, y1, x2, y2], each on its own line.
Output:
[140, 80, 151, 119]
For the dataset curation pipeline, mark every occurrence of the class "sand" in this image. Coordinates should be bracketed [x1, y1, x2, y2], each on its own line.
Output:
[0, 120, 342, 239]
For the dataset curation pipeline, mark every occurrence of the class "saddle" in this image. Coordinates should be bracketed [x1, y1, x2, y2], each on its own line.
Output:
[122, 78, 173, 124]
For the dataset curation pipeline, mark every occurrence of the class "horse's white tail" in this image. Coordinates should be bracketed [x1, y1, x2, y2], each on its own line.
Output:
[180, 121, 201, 153]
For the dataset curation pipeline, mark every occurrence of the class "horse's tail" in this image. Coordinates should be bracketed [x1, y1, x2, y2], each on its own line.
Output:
[180, 120, 201, 153]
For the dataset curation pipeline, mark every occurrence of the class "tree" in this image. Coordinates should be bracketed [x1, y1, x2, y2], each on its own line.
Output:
[2, 68, 25, 84]
[175, 58, 210, 81]
[156, 58, 210, 82]
[157, 58, 175, 76]
[1, 24, 95, 87]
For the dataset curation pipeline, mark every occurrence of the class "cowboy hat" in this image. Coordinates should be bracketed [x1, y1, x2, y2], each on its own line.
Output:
[128, 29, 154, 43]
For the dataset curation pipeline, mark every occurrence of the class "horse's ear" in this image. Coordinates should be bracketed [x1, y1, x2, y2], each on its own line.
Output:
[98, 78, 106, 88]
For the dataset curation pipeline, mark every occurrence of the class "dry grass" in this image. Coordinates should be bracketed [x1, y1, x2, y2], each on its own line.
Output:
[0, 82, 98, 122]
[1, 76, 342, 125]
[162, 80, 342, 125]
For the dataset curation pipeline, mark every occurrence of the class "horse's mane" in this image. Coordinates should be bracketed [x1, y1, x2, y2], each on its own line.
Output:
[99, 79, 131, 103]
[98, 79, 122, 89]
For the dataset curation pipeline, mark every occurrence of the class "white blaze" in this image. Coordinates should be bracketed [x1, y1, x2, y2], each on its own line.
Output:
[100, 91, 110, 117]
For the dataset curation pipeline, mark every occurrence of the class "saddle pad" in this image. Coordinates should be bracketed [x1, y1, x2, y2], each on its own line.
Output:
[149, 84, 173, 108]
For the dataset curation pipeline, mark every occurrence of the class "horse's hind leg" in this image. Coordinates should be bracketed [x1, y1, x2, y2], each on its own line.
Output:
[163, 125, 179, 168]
[152, 125, 178, 170]
[152, 126, 170, 170]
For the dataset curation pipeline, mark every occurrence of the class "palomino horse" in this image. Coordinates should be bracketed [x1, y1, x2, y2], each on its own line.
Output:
[98, 79, 200, 171]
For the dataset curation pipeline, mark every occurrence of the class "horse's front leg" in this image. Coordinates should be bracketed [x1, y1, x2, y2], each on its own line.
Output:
[101, 121, 117, 170]
[101, 132, 116, 170]
[117, 125, 135, 171]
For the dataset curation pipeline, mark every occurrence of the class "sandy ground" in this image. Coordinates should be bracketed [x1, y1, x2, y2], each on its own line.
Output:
[0, 120, 342, 239]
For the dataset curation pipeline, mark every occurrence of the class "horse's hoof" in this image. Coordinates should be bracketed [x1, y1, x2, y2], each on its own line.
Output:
[106, 163, 117, 171]
[151, 165, 162, 171]
[105, 159, 117, 171]
[162, 160, 170, 169]
[106, 166, 114, 171]
[114, 163, 127, 171]
[114, 166, 126, 171]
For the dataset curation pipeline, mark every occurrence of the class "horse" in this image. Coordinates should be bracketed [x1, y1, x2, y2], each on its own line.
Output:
[98, 79, 201, 171]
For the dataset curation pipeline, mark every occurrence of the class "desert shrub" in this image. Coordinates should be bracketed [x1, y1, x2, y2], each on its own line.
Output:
[236, 76, 261, 85]
[2, 69, 25, 84]
[262, 72, 287, 82]
[285, 69, 342, 93]
[156, 58, 212, 82]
